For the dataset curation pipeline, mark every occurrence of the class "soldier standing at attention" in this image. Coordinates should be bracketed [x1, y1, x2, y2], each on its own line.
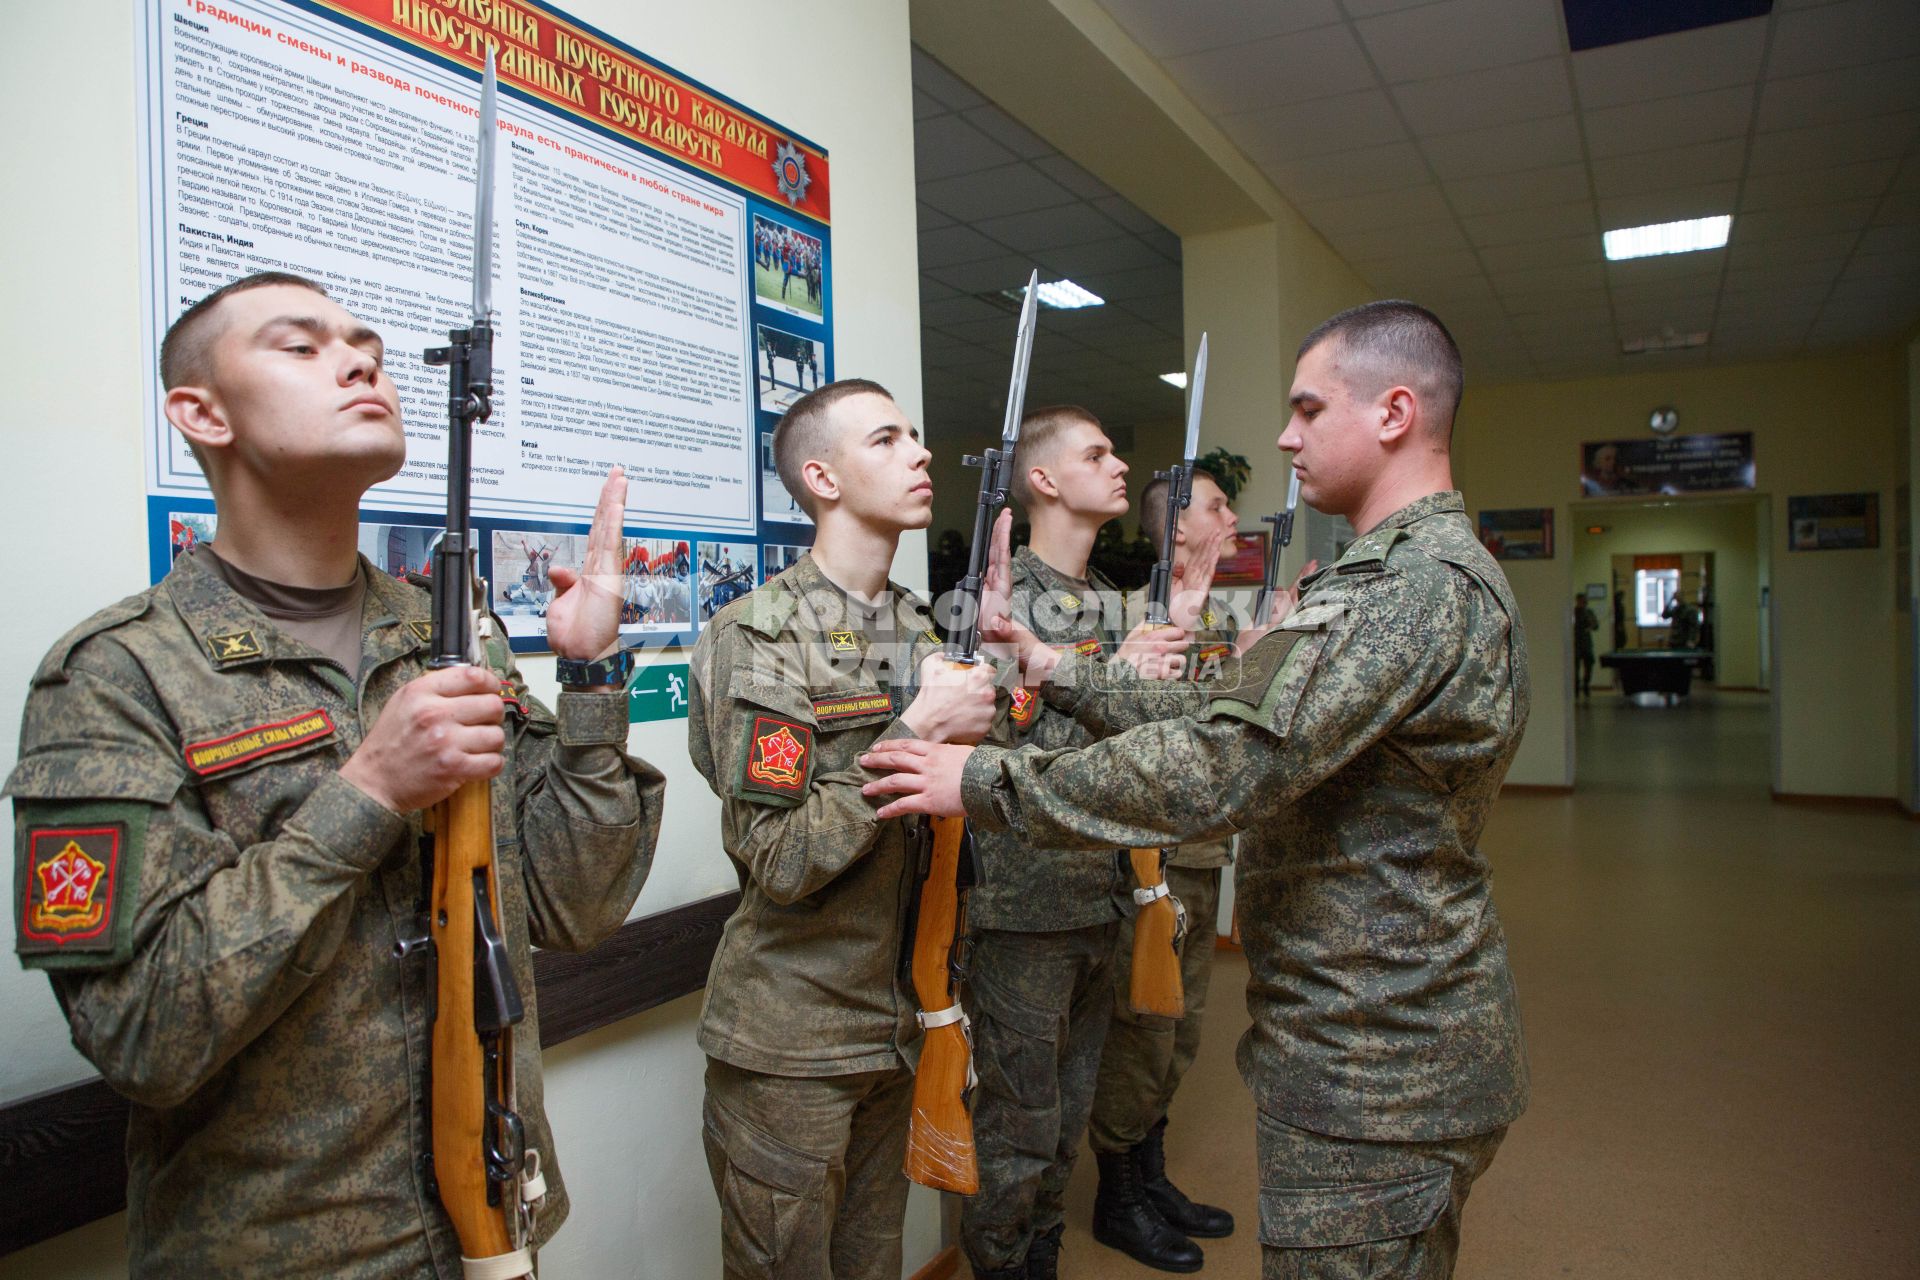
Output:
[958, 404, 1154, 1280]
[860, 301, 1531, 1280]
[7, 272, 666, 1278]
[1086, 466, 1241, 1271]
[687, 378, 999, 1280]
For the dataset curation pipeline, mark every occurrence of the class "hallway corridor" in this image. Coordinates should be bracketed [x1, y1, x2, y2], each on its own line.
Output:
[1045, 691, 1920, 1278]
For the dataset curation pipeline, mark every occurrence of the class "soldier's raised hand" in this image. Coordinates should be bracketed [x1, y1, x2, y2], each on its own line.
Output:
[545, 466, 628, 661]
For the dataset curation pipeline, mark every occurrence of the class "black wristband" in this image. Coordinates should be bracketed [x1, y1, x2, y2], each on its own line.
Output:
[555, 648, 634, 688]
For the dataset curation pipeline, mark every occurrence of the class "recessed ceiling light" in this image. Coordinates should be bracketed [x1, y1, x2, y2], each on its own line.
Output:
[1622, 330, 1709, 355]
[1002, 278, 1105, 309]
[1603, 215, 1732, 262]
[1160, 371, 1187, 388]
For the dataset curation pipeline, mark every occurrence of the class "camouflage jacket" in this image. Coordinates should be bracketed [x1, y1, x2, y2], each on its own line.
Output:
[965, 546, 1130, 932]
[6, 551, 665, 1279]
[964, 493, 1530, 1142]
[690, 553, 1001, 1075]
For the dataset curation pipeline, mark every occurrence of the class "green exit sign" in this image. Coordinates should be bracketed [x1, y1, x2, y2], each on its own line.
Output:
[627, 662, 691, 723]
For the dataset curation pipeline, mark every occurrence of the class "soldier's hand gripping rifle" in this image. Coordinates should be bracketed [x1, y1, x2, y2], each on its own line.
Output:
[903, 269, 1039, 1195]
[411, 52, 542, 1280]
[1255, 466, 1302, 627]
[1127, 333, 1208, 1019]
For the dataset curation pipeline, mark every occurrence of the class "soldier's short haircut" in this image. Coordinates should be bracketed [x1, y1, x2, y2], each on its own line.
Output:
[1010, 404, 1104, 509]
[160, 271, 330, 390]
[1138, 466, 1226, 548]
[773, 377, 895, 517]
[1298, 300, 1464, 438]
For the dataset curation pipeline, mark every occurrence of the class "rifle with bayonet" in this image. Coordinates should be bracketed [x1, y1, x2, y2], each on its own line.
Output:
[413, 51, 541, 1279]
[903, 268, 1039, 1195]
[1255, 467, 1302, 626]
[1127, 332, 1208, 1019]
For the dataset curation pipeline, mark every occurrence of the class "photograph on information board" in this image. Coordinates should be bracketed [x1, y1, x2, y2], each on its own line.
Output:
[753, 215, 825, 321]
[756, 323, 827, 413]
[491, 530, 583, 641]
[357, 521, 442, 581]
[698, 541, 761, 621]
[622, 537, 694, 636]
[761, 430, 813, 527]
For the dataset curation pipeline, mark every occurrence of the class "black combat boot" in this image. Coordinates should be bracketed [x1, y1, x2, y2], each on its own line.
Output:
[1139, 1116, 1235, 1238]
[1024, 1223, 1063, 1279]
[1092, 1147, 1203, 1273]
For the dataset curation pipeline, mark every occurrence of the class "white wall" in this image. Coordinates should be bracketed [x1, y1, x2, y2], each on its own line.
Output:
[0, 1, 936, 1276]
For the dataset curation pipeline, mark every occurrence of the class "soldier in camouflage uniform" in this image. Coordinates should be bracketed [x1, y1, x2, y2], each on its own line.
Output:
[688, 378, 1001, 1280]
[960, 405, 1140, 1280]
[860, 302, 1530, 1280]
[1088, 468, 1242, 1270]
[7, 274, 665, 1278]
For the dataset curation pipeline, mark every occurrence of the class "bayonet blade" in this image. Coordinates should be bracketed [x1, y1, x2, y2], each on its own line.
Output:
[471, 49, 498, 323]
[1181, 332, 1207, 463]
[1001, 269, 1040, 446]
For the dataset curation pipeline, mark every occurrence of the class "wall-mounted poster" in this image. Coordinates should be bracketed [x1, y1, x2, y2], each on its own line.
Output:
[1214, 530, 1269, 586]
[136, 0, 826, 654]
[1788, 492, 1880, 551]
[1478, 508, 1555, 560]
[1579, 433, 1754, 497]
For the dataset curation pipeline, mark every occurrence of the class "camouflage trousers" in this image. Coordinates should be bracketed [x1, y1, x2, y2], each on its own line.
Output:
[960, 922, 1118, 1271]
[1255, 1110, 1507, 1280]
[702, 1057, 914, 1280]
[1088, 863, 1222, 1152]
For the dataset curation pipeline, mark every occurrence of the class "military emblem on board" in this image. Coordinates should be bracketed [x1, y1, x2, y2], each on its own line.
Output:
[773, 140, 812, 206]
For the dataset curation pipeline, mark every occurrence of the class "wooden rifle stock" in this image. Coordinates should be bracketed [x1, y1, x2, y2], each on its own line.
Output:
[427, 777, 528, 1272]
[904, 803, 980, 1194]
[1127, 622, 1186, 1018]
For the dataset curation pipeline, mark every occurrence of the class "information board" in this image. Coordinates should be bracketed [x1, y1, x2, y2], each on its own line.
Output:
[137, 0, 827, 651]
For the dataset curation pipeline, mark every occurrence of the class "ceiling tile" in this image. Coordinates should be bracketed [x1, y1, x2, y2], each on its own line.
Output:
[1872, 189, 1920, 224]
[918, 202, 954, 232]
[961, 105, 1056, 161]
[913, 114, 1020, 181]
[1038, 236, 1172, 278]
[1727, 231, 1860, 267]
[1091, 0, 1343, 60]
[1353, 249, 1487, 288]
[1391, 57, 1574, 137]
[1030, 154, 1118, 201]
[1356, 0, 1565, 84]
[919, 275, 961, 302]
[1756, 57, 1920, 132]
[1892, 152, 1920, 191]
[918, 224, 1008, 269]
[1421, 115, 1583, 180]
[1501, 285, 1611, 315]
[1509, 306, 1615, 338]
[913, 90, 948, 121]
[1731, 200, 1878, 243]
[1740, 160, 1900, 212]
[1598, 184, 1742, 229]
[1261, 141, 1434, 201]
[1767, 0, 1920, 79]
[1837, 247, 1920, 290]
[921, 294, 1008, 327]
[1571, 20, 1767, 109]
[925, 254, 1043, 295]
[1300, 183, 1456, 233]
[1721, 260, 1844, 292]
[1856, 222, 1920, 255]
[1490, 262, 1608, 298]
[1322, 217, 1472, 260]
[1444, 164, 1591, 217]
[1605, 252, 1725, 286]
[919, 162, 1077, 222]
[911, 48, 986, 111]
[1220, 90, 1409, 164]
[1480, 235, 1604, 273]
[1589, 139, 1746, 198]
[1747, 112, 1920, 175]
[1614, 298, 1717, 330]
[1610, 279, 1724, 310]
[1164, 23, 1376, 115]
[1095, 264, 1184, 300]
[1093, 195, 1162, 234]
[1462, 200, 1599, 248]
[1584, 86, 1757, 160]
[1718, 282, 1833, 314]
[973, 203, 1123, 254]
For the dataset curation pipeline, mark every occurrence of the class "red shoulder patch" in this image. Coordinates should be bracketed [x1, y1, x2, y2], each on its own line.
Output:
[1010, 685, 1039, 728]
[745, 716, 812, 795]
[20, 826, 122, 949]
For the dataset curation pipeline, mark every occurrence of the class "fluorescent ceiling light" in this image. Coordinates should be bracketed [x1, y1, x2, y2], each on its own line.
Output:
[1622, 330, 1709, 355]
[1003, 278, 1105, 309]
[1603, 215, 1731, 262]
[1160, 371, 1187, 388]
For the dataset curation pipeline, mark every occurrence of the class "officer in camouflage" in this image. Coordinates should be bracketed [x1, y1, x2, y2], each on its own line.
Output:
[959, 404, 1141, 1280]
[1087, 466, 1243, 1271]
[859, 301, 1530, 1280]
[688, 378, 1001, 1280]
[7, 273, 666, 1278]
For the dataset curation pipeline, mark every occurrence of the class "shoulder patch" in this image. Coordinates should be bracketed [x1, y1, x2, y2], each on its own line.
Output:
[1059, 592, 1082, 610]
[1205, 628, 1311, 724]
[1009, 684, 1040, 729]
[14, 801, 152, 970]
[827, 629, 861, 652]
[206, 629, 263, 663]
[738, 715, 813, 805]
[406, 619, 434, 645]
[1054, 636, 1102, 658]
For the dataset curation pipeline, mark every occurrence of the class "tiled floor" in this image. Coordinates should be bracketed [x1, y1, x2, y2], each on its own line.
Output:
[1026, 690, 1920, 1278]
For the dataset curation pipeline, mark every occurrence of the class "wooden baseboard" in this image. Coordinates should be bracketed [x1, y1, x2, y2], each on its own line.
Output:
[1769, 790, 1904, 814]
[1214, 932, 1242, 952]
[1710, 684, 1767, 692]
[1501, 783, 1574, 796]
[909, 1244, 961, 1280]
